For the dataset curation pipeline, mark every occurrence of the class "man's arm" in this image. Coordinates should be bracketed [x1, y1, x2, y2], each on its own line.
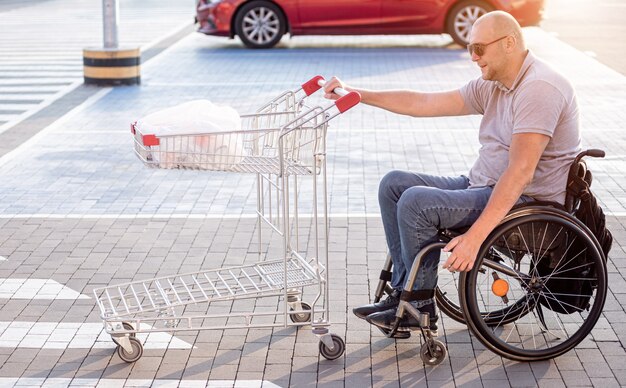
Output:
[442, 132, 551, 272]
[322, 77, 470, 117]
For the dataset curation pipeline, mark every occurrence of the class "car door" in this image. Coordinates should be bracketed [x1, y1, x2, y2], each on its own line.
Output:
[380, 0, 442, 32]
[295, 0, 381, 33]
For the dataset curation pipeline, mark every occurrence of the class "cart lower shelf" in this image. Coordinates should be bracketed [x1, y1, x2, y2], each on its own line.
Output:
[94, 255, 321, 319]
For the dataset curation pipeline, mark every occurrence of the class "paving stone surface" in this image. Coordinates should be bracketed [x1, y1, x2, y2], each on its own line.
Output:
[0, 25, 625, 388]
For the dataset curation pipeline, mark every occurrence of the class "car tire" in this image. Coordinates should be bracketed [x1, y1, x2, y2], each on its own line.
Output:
[446, 0, 494, 47]
[235, 1, 286, 49]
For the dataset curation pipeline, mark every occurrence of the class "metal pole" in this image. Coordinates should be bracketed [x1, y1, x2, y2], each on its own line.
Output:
[103, 0, 119, 48]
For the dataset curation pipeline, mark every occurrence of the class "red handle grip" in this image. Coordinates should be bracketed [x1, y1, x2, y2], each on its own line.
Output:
[302, 75, 325, 96]
[335, 91, 361, 113]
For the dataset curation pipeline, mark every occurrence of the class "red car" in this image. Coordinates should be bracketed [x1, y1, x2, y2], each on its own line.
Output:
[196, 0, 544, 49]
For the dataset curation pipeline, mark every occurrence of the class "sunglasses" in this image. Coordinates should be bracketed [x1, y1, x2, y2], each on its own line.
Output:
[467, 35, 509, 57]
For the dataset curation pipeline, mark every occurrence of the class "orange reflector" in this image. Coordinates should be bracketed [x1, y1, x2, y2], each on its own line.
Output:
[492, 278, 509, 297]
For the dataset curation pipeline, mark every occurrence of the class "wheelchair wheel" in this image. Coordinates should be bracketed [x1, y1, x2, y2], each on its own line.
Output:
[460, 211, 607, 361]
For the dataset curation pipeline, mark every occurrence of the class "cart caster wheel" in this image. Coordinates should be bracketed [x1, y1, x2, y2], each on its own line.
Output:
[122, 322, 136, 338]
[420, 340, 447, 366]
[319, 334, 345, 360]
[290, 302, 311, 323]
[117, 337, 143, 363]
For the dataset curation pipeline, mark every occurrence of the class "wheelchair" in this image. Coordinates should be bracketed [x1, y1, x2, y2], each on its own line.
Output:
[372, 149, 609, 365]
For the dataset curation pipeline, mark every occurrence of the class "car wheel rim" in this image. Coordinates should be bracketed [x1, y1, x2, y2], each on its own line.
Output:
[454, 5, 487, 44]
[242, 7, 280, 45]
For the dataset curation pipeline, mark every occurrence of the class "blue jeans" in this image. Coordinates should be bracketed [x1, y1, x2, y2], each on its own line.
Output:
[379, 171, 494, 294]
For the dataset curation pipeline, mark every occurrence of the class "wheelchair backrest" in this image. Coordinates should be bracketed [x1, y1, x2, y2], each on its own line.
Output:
[564, 149, 604, 213]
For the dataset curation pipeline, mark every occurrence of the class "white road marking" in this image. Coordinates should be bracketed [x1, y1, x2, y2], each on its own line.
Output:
[0, 322, 192, 349]
[0, 379, 283, 387]
[0, 213, 382, 219]
[0, 278, 90, 299]
[0, 211, 624, 219]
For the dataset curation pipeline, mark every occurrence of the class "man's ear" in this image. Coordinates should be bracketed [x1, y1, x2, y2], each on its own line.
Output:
[505, 35, 516, 52]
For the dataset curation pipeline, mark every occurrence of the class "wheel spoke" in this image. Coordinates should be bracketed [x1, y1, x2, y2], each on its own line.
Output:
[261, 29, 270, 43]
[539, 291, 587, 340]
[471, 7, 481, 20]
[262, 11, 274, 22]
[253, 28, 262, 43]
[541, 240, 587, 284]
[540, 289, 587, 313]
[531, 221, 551, 278]
[544, 262, 594, 279]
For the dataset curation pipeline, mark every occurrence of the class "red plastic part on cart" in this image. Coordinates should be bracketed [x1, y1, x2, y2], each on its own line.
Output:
[301, 75, 324, 96]
[142, 134, 160, 146]
[130, 122, 137, 134]
[335, 91, 361, 113]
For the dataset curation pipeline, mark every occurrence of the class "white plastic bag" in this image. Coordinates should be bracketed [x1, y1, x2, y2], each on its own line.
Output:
[136, 100, 245, 170]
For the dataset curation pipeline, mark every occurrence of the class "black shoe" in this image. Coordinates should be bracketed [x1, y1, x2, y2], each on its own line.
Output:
[366, 302, 439, 336]
[353, 289, 401, 319]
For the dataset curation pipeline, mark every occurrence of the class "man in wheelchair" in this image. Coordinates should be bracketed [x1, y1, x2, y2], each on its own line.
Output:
[323, 11, 583, 335]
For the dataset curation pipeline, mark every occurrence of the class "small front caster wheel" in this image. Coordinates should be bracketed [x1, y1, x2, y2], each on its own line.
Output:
[420, 340, 447, 366]
[319, 334, 345, 360]
[290, 302, 311, 323]
[122, 322, 136, 338]
[117, 337, 143, 363]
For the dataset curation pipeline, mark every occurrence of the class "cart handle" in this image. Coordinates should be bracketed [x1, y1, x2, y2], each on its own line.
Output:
[301, 75, 361, 113]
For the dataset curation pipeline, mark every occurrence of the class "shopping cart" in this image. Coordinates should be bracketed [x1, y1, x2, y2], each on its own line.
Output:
[93, 76, 360, 362]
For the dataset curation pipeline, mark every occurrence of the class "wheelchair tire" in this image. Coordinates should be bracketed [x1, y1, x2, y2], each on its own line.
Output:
[460, 210, 607, 361]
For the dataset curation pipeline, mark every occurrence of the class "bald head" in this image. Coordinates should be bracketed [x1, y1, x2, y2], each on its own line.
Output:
[473, 11, 526, 50]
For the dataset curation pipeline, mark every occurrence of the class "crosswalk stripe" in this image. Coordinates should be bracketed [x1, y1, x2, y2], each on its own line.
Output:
[0, 85, 73, 91]
[0, 379, 282, 387]
[0, 103, 40, 110]
[0, 278, 90, 299]
[0, 78, 76, 85]
[0, 95, 48, 101]
[0, 72, 83, 77]
[0, 322, 193, 349]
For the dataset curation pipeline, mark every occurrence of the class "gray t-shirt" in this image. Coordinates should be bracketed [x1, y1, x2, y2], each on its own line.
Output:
[459, 51, 581, 204]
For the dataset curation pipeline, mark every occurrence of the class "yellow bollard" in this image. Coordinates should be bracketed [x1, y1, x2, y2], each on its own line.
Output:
[83, 47, 141, 85]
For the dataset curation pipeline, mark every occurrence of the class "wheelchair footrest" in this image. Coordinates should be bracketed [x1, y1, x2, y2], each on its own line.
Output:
[379, 327, 411, 339]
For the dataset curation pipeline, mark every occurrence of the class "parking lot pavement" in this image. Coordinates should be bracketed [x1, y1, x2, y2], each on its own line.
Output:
[0, 28, 625, 387]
